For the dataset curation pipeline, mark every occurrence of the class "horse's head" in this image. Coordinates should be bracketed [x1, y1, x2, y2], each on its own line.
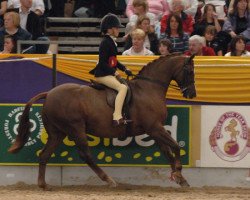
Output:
[176, 54, 196, 99]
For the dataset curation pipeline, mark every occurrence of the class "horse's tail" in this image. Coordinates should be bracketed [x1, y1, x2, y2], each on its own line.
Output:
[8, 92, 48, 154]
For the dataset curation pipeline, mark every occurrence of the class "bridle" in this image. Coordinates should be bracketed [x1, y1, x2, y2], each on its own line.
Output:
[128, 57, 194, 94]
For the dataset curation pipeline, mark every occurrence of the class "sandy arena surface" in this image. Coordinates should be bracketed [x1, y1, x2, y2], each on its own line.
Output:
[0, 183, 249, 200]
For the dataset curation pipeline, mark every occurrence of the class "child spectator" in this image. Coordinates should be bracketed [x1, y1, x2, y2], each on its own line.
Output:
[158, 38, 173, 55]
[225, 35, 250, 56]
[204, 25, 223, 55]
[124, 15, 159, 54]
[185, 34, 216, 55]
[122, 28, 154, 55]
[0, 34, 16, 53]
[161, 13, 189, 53]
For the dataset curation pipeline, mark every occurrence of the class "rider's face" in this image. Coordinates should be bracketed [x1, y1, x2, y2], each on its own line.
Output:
[111, 27, 119, 37]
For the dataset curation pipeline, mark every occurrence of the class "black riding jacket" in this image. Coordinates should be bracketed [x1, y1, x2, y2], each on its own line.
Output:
[89, 35, 126, 77]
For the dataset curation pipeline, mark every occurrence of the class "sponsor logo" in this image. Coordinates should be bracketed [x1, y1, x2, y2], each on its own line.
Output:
[209, 111, 250, 162]
[3, 106, 43, 146]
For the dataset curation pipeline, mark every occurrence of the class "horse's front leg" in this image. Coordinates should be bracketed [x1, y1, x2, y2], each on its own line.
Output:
[150, 125, 189, 187]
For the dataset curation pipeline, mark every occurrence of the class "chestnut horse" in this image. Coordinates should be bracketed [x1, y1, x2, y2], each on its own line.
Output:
[8, 54, 196, 190]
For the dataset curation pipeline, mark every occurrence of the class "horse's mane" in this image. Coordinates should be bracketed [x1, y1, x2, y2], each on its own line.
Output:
[137, 53, 183, 76]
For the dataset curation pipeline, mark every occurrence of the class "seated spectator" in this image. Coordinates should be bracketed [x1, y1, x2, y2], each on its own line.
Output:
[0, 12, 32, 52]
[158, 38, 173, 55]
[0, 34, 16, 53]
[228, 0, 250, 14]
[202, 0, 227, 20]
[161, 0, 194, 35]
[0, 0, 7, 27]
[122, 28, 154, 55]
[223, 0, 250, 41]
[204, 25, 223, 55]
[126, 0, 170, 20]
[10, 0, 49, 53]
[185, 34, 216, 55]
[225, 35, 250, 56]
[125, 0, 156, 35]
[193, 3, 223, 36]
[8, 0, 45, 16]
[160, 13, 189, 53]
[124, 15, 159, 54]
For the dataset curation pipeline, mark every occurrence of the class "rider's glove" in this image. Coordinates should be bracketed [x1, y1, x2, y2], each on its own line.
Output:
[125, 69, 133, 76]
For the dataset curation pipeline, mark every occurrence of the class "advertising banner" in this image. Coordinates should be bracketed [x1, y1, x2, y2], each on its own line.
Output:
[0, 104, 191, 166]
[201, 106, 250, 168]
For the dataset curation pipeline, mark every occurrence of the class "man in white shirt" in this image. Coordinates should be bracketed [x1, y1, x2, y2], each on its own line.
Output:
[8, 0, 45, 16]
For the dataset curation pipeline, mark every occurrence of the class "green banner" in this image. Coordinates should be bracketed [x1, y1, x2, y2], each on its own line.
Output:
[0, 104, 190, 166]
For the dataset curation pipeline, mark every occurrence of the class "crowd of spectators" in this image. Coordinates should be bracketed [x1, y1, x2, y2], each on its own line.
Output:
[0, 0, 249, 57]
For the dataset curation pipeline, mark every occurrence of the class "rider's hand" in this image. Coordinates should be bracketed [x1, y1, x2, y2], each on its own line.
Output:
[115, 71, 120, 77]
[125, 69, 133, 76]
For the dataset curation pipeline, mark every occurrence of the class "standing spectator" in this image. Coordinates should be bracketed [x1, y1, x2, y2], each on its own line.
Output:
[0, 0, 7, 26]
[193, 3, 223, 36]
[161, 0, 194, 35]
[223, 0, 250, 41]
[0, 11, 32, 52]
[185, 34, 216, 55]
[0, 34, 16, 53]
[126, 0, 170, 20]
[8, 0, 45, 16]
[123, 28, 154, 55]
[158, 38, 173, 55]
[124, 15, 159, 54]
[161, 14, 189, 53]
[225, 35, 250, 56]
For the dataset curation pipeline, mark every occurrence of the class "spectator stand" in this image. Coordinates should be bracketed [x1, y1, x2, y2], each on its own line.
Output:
[44, 17, 128, 54]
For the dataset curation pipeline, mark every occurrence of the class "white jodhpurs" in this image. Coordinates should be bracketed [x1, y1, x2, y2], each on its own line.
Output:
[96, 75, 128, 120]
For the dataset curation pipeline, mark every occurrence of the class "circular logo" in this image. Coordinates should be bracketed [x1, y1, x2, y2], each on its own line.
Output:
[209, 111, 250, 162]
[4, 106, 43, 147]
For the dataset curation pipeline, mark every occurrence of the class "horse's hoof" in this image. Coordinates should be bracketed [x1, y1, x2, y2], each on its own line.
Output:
[39, 183, 52, 191]
[170, 171, 190, 187]
[180, 180, 190, 187]
[107, 177, 118, 188]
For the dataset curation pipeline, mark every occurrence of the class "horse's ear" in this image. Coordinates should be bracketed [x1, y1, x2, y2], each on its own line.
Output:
[189, 54, 195, 61]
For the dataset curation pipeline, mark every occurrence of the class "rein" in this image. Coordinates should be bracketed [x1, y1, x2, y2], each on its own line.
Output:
[132, 74, 169, 88]
[127, 56, 193, 92]
[132, 74, 182, 91]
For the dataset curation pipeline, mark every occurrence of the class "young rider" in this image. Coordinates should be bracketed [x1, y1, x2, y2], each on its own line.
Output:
[89, 13, 133, 126]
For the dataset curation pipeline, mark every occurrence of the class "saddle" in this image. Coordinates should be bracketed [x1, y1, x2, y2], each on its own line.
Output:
[89, 78, 132, 120]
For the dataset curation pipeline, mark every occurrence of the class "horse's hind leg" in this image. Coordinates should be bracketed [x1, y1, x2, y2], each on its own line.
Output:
[38, 125, 65, 190]
[71, 127, 117, 187]
[150, 126, 189, 187]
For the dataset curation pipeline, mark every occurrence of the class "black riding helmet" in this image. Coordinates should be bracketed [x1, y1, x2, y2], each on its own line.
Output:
[100, 13, 124, 33]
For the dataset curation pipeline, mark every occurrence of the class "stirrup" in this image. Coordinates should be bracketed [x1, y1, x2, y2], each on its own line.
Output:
[112, 118, 132, 127]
